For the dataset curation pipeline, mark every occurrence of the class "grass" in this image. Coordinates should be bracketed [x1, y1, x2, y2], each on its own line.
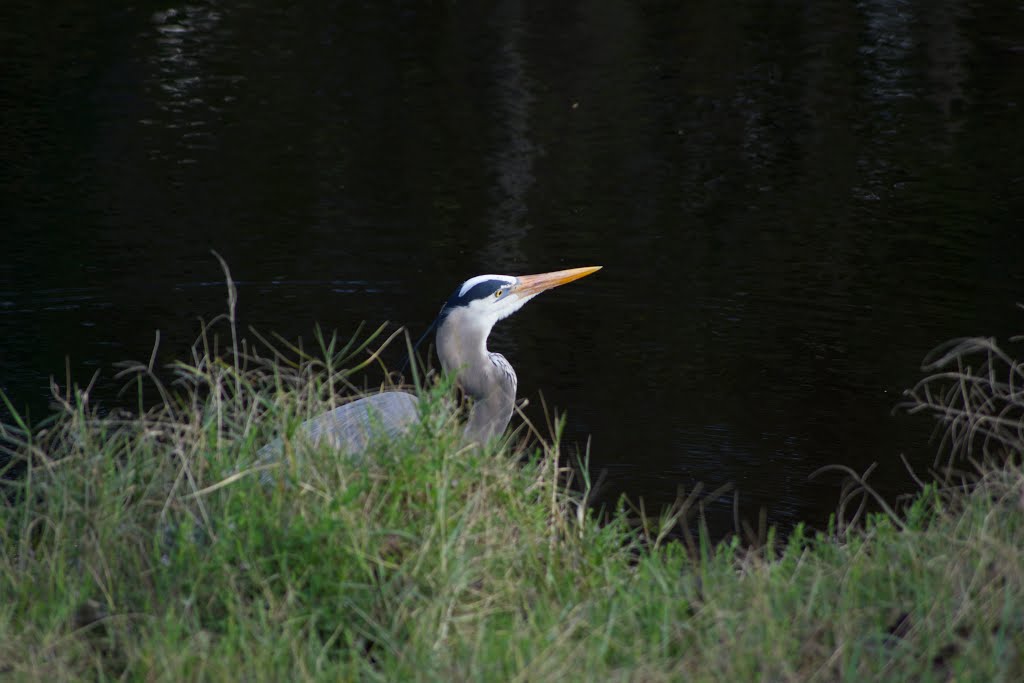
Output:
[1, 295, 1022, 680]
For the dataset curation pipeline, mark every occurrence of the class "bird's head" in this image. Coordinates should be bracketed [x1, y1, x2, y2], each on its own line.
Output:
[405, 265, 601, 383]
[426, 265, 601, 437]
[438, 266, 602, 334]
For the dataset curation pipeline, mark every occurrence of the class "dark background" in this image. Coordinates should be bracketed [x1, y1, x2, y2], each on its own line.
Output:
[3, 1, 1023, 533]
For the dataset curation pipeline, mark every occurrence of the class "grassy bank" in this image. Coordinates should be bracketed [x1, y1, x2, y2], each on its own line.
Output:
[2, 322, 1022, 681]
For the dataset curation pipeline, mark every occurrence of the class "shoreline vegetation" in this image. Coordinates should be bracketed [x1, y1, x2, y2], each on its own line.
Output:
[2, 296, 1022, 679]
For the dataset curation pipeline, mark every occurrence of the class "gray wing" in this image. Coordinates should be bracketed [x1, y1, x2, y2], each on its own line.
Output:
[256, 391, 419, 479]
[299, 391, 419, 452]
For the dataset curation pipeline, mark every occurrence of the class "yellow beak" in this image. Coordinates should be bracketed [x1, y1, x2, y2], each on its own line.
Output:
[514, 266, 602, 297]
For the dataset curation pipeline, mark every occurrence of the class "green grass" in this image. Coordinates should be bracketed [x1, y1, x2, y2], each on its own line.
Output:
[1, 314, 1022, 681]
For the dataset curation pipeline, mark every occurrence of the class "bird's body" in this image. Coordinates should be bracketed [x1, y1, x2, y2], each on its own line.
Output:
[258, 266, 600, 464]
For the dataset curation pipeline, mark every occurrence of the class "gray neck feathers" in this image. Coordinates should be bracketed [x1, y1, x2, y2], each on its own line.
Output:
[435, 308, 516, 444]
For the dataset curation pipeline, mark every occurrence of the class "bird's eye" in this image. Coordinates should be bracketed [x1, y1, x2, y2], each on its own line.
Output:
[494, 289, 504, 298]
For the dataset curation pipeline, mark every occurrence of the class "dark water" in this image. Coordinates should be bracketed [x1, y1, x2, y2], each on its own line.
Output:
[3, 1, 1023, 534]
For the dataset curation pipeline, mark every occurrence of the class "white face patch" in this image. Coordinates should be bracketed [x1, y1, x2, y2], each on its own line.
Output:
[458, 274, 516, 298]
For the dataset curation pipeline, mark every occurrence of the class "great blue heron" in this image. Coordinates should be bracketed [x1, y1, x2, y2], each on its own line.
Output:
[259, 266, 601, 462]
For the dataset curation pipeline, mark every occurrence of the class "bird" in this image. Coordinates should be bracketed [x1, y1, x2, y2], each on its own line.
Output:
[257, 265, 601, 465]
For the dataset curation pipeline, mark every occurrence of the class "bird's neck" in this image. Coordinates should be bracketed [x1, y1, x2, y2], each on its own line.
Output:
[436, 309, 491, 398]
[435, 310, 514, 444]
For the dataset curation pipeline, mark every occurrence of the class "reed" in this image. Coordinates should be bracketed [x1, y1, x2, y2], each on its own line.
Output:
[901, 319, 1024, 472]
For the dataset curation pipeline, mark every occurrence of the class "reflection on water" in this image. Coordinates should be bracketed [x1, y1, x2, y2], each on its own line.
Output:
[4, 0, 1024, 536]
[924, 2, 971, 137]
[859, 0, 918, 103]
[480, 0, 534, 270]
[144, 5, 241, 161]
